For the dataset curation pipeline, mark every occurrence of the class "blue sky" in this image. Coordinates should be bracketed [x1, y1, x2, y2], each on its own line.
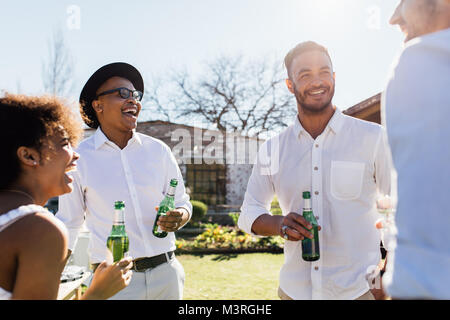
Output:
[0, 0, 403, 121]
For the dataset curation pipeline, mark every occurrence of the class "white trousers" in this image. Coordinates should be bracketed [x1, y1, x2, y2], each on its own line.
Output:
[278, 287, 375, 300]
[108, 257, 185, 300]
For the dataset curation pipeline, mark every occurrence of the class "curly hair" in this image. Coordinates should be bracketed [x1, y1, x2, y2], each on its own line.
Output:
[0, 93, 83, 189]
[80, 99, 100, 128]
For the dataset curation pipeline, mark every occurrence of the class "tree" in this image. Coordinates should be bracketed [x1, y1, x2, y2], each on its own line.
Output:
[41, 27, 74, 97]
[142, 76, 174, 122]
[143, 55, 296, 137]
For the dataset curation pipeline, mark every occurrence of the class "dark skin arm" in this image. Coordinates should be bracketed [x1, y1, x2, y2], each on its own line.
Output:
[12, 213, 133, 300]
[12, 213, 67, 299]
[256, 212, 386, 299]
[157, 207, 190, 232]
[251, 212, 321, 240]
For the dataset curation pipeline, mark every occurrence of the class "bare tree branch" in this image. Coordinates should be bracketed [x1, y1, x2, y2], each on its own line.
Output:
[142, 77, 172, 122]
[144, 55, 296, 136]
[41, 27, 74, 98]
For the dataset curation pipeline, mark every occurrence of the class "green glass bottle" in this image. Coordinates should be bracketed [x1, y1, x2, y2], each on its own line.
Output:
[301, 191, 320, 261]
[153, 179, 178, 238]
[106, 201, 129, 262]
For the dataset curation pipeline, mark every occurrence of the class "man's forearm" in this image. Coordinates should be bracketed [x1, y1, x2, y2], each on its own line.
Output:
[251, 214, 283, 236]
[176, 207, 191, 227]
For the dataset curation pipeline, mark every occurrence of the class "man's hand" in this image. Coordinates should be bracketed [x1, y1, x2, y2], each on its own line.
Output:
[156, 207, 189, 232]
[280, 212, 321, 241]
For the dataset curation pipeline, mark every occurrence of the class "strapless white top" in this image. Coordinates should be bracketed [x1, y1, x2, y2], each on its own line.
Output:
[0, 204, 48, 300]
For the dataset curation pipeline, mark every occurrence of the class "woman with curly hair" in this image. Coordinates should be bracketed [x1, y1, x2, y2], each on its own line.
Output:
[0, 93, 133, 299]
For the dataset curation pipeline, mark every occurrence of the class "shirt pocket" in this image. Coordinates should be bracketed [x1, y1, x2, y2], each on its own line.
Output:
[330, 161, 365, 201]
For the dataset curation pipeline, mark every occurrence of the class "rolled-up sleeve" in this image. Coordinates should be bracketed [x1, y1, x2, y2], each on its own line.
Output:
[374, 127, 393, 197]
[238, 141, 275, 236]
[55, 170, 86, 252]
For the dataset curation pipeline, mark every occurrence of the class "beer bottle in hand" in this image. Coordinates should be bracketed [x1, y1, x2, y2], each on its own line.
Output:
[152, 179, 178, 238]
[106, 201, 129, 262]
[301, 191, 320, 261]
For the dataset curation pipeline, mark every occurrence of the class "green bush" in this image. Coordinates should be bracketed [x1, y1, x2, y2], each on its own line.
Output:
[190, 200, 208, 222]
[228, 212, 240, 226]
[176, 224, 284, 252]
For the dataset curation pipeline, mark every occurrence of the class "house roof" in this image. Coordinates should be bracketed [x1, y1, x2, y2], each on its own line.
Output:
[139, 120, 203, 132]
[343, 92, 381, 116]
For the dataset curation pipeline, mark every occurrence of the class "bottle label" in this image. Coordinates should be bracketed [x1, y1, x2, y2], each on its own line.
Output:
[114, 209, 125, 224]
[303, 198, 312, 211]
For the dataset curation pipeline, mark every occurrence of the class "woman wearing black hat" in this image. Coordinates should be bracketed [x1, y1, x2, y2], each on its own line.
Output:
[56, 63, 192, 300]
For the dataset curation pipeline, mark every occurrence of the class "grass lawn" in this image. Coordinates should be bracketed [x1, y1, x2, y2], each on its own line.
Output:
[178, 252, 284, 300]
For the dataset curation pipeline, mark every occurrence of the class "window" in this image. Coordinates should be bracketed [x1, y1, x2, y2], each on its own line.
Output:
[186, 164, 226, 206]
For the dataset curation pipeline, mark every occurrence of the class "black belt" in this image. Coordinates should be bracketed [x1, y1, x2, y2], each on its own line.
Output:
[133, 251, 175, 272]
[91, 251, 175, 273]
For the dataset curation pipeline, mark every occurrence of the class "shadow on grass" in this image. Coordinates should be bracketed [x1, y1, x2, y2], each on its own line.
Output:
[211, 254, 238, 261]
[179, 252, 240, 261]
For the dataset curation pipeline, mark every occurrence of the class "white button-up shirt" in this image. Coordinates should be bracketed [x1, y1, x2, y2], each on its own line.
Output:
[382, 28, 450, 299]
[56, 128, 192, 264]
[238, 110, 391, 300]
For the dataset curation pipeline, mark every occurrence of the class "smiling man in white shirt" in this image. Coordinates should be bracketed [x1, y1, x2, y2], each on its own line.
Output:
[381, 0, 450, 299]
[56, 62, 192, 300]
[238, 41, 392, 300]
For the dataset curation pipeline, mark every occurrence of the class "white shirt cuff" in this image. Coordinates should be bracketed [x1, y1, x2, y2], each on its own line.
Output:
[176, 205, 192, 221]
[238, 205, 271, 237]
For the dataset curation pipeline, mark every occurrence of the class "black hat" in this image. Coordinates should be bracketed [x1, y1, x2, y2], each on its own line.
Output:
[79, 62, 144, 128]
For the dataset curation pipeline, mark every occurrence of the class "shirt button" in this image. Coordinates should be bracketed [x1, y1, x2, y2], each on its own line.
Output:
[315, 216, 319, 220]
[314, 167, 318, 171]
[314, 266, 319, 271]
[315, 191, 319, 195]
[315, 144, 319, 148]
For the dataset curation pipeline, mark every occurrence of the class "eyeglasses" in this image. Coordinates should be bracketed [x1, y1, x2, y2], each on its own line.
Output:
[96, 87, 143, 101]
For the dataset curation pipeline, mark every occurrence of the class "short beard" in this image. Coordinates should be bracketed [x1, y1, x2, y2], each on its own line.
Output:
[294, 84, 335, 114]
[426, 0, 438, 14]
[413, 0, 439, 38]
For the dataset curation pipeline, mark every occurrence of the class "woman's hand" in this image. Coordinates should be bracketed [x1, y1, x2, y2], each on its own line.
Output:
[81, 256, 133, 300]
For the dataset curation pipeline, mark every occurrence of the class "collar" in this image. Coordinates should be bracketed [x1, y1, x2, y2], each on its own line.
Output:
[293, 115, 305, 139]
[293, 108, 344, 140]
[94, 127, 142, 150]
[327, 109, 344, 135]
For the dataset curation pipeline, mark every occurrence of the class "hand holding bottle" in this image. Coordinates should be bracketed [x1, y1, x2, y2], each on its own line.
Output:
[153, 179, 179, 238]
[280, 212, 322, 241]
[155, 206, 187, 233]
[82, 256, 133, 300]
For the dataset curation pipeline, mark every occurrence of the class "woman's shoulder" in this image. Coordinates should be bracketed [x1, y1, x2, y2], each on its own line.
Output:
[0, 205, 45, 231]
[22, 208, 68, 241]
[1, 205, 68, 245]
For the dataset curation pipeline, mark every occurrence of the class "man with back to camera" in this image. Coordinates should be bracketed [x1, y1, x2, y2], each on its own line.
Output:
[56, 62, 192, 299]
[238, 41, 393, 300]
[381, 0, 450, 299]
